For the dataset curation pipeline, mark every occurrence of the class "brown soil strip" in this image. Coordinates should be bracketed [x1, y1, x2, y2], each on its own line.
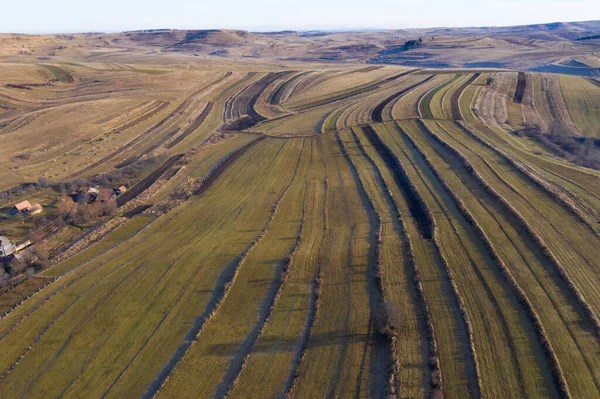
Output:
[122, 204, 152, 218]
[225, 71, 294, 129]
[268, 71, 308, 105]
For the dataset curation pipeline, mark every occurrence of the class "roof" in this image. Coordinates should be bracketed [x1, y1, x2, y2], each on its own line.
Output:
[0, 236, 14, 255]
[118, 185, 127, 192]
[14, 200, 31, 211]
[87, 187, 99, 195]
[28, 204, 43, 214]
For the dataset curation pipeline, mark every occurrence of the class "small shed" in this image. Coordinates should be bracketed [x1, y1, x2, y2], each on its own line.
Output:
[28, 204, 43, 216]
[117, 185, 127, 195]
[13, 200, 32, 213]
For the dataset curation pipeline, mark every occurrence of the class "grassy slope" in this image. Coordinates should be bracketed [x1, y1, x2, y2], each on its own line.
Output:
[439, 121, 600, 319]
[392, 74, 451, 120]
[0, 139, 302, 397]
[383, 119, 553, 397]
[41, 215, 155, 277]
[461, 75, 600, 221]
[289, 131, 376, 398]
[560, 75, 600, 137]
[420, 119, 599, 396]
[157, 138, 305, 398]
[341, 127, 428, 397]
[230, 170, 325, 398]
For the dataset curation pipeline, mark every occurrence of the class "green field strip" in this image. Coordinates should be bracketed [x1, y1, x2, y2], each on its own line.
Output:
[289, 132, 374, 398]
[336, 126, 396, 396]
[382, 120, 554, 397]
[419, 73, 463, 120]
[459, 80, 484, 124]
[441, 74, 473, 120]
[392, 74, 452, 120]
[358, 124, 478, 399]
[448, 121, 600, 304]
[417, 119, 600, 397]
[42, 215, 155, 277]
[231, 177, 326, 398]
[156, 138, 307, 397]
[560, 75, 600, 138]
[341, 127, 428, 397]
[0, 139, 297, 397]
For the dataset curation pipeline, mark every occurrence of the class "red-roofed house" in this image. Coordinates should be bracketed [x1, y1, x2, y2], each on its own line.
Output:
[13, 200, 31, 213]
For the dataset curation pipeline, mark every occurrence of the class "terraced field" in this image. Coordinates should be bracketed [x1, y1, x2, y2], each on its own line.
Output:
[1, 58, 600, 399]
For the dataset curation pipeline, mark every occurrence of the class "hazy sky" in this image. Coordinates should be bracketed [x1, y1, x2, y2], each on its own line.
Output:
[2, 0, 599, 33]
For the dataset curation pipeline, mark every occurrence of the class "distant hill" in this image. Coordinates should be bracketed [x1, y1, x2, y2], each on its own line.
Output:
[0, 21, 599, 74]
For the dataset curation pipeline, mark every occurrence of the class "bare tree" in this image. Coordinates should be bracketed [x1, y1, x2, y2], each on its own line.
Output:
[549, 120, 572, 144]
[373, 301, 403, 337]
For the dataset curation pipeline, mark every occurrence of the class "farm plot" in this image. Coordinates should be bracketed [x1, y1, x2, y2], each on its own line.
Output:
[230, 178, 326, 399]
[415, 119, 600, 397]
[155, 138, 307, 398]
[0, 138, 303, 398]
[559, 75, 600, 137]
[271, 131, 377, 398]
[457, 122, 600, 302]
[3, 60, 600, 399]
[419, 73, 463, 120]
[356, 122, 478, 398]
[391, 73, 452, 120]
[288, 69, 416, 111]
[378, 120, 556, 397]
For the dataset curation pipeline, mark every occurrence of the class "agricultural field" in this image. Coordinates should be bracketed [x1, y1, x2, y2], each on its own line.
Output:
[1, 24, 600, 399]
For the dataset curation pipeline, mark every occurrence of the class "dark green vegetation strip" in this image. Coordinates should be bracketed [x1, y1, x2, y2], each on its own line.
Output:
[419, 74, 462, 119]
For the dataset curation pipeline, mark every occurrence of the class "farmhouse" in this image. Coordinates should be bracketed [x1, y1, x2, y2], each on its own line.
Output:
[12, 200, 43, 216]
[13, 200, 32, 213]
[0, 236, 16, 257]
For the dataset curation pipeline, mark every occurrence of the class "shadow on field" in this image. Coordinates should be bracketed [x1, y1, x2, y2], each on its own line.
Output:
[142, 255, 243, 398]
[206, 331, 371, 357]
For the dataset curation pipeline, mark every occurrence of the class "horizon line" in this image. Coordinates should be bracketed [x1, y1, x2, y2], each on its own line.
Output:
[1, 18, 598, 36]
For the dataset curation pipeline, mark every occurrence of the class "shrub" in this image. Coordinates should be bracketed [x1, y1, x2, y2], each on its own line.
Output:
[373, 301, 402, 337]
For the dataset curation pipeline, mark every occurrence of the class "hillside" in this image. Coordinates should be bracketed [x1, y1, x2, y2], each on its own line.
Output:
[0, 21, 600, 399]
